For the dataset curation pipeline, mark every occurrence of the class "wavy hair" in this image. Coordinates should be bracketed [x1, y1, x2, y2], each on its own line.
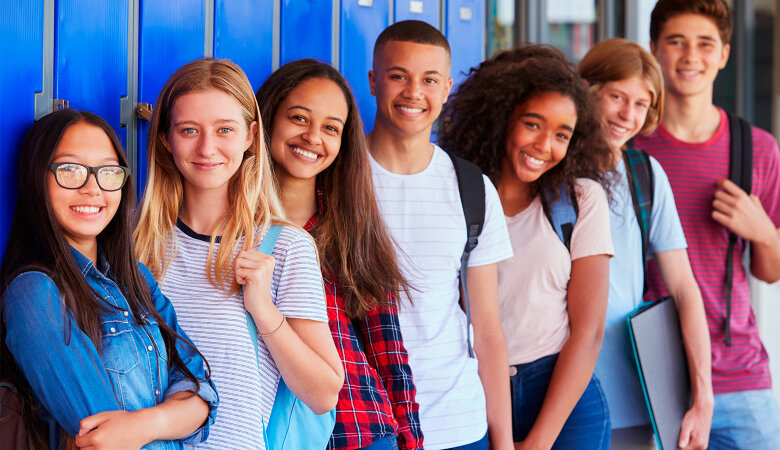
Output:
[440, 44, 613, 201]
[256, 59, 410, 318]
[0, 109, 206, 448]
[134, 58, 284, 294]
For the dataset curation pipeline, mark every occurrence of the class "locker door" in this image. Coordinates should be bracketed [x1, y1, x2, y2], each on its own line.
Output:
[214, 0, 273, 90]
[280, 0, 332, 66]
[340, 0, 389, 132]
[0, 1, 44, 255]
[135, 0, 205, 196]
[394, 0, 439, 27]
[446, 0, 484, 86]
[54, 0, 128, 143]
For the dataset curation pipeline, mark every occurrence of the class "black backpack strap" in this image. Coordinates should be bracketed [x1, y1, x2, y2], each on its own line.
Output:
[541, 183, 579, 252]
[724, 112, 753, 347]
[623, 148, 655, 294]
[447, 151, 485, 358]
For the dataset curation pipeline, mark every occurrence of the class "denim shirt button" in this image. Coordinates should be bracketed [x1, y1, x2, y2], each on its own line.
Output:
[123, 311, 129, 317]
[155, 389, 160, 396]
[147, 345, 153, 352]
[109, 327, 116, 333]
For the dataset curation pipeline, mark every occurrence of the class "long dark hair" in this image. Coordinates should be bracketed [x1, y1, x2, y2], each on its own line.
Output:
[440, 45, 613, 201]
[0, 109, 207, 447]
[256, 59, 410, 318]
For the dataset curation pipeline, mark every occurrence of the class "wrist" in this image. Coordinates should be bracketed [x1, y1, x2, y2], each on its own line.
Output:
[134, 407, 163, 443]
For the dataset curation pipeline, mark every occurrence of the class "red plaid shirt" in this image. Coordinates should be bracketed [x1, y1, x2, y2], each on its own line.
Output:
[304, 195, 423, 450]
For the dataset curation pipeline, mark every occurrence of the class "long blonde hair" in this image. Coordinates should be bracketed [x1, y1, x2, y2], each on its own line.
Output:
[134, 58, 283, 293]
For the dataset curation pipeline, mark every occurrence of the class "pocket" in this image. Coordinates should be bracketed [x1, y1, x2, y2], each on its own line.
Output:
[100, 320, 140, 374]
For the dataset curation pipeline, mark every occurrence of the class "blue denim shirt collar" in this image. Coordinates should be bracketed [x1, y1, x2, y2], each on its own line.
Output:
[69, 245, 111, 279]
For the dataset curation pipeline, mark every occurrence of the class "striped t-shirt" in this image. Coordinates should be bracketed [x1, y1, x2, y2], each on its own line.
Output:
[158, 222, 327, 449]
[370, 145, 513, 449]
[634, 108, 780, 394]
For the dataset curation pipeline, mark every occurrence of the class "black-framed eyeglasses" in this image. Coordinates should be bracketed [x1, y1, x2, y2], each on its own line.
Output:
[48, 163, 130, 192]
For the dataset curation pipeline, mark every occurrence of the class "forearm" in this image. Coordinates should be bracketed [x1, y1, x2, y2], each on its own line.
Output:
[142, 390, 209, 441]
[749, 228, 780, 282]
[673, 288, 713, 409]
[474, 329, 513, 450]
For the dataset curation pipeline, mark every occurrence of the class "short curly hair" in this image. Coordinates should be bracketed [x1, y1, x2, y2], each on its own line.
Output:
[439, 44, 613, 201]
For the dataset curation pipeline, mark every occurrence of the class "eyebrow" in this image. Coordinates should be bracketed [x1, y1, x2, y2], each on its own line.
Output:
[522, 112, 575, 132]
[173, 119, 240, 127]
[288, 105, 345, 125]
[664, 33, 718, 42]
[53, 153, 118, 163]
[606, 87, 651, 103]
[387, 66, 444, 77]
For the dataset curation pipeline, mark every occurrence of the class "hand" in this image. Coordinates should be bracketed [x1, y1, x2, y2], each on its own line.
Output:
[712, 179, 776, 244]
[678, 403, 712, 449]
[74, 410, 152, 449]
[514, 439, 548, 450]
[233, 248, 276, 316]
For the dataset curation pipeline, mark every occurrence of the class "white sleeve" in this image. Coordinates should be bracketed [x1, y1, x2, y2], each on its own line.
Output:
[468, 175, 514, 267]
[271, 226, 328, 322]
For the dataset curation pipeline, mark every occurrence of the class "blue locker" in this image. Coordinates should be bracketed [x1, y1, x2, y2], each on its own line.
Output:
[446, 0, 484, 86]
[214, 0, 274, 90]
[394, 0, 439, 27]
[0, 1, 43, 255]
[54, 0, 128, 143]
[136, 0, 205, 196]
[280, 0, 332, 66]
[340, 0, 389, 132]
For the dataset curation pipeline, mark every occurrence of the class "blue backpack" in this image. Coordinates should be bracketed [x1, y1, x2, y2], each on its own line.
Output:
[245, 224, 336, 450]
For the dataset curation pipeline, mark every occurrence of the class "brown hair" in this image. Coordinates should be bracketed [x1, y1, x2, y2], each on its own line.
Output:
[373, 20, 451, 61]
[578, 38, 664, 136]
[440, 45, 613, 201]
[650, 0, 732, 44]
[256, 59, 410, 318]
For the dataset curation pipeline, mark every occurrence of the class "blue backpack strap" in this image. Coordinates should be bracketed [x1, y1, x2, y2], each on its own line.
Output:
[623, 147, 655, 294]
[541, 183, 578, 251]
[724, 112, 753, 347]
[246, 224, 284, 364]
[447, 151, 485, 359]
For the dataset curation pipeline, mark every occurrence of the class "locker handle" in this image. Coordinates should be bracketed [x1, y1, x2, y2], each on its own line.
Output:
[53, 99, 69, 110]
[136, 103, 153, 121]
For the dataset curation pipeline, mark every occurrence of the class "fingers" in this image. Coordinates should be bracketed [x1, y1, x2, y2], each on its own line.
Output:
[233, 249, 275, 285]
[716, 178, 746, 196]
[678, 422, 692, 448]
[78, 412, 109, 436]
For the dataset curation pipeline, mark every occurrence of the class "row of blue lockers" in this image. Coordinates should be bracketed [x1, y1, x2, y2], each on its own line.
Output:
[0, 0, 485, 255]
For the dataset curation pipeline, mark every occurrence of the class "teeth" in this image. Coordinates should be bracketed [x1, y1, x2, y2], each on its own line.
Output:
[291, 147, 318, 160]
[524, 153, 545, 167]
[72, 206, 101, 214]
[611, 124, 628, 133]
[680, 70, 698, 76]
[398, 106, 423, 113]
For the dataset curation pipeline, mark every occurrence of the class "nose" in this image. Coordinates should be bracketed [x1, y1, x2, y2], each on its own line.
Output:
[196, 133, 217, 158]
[402, 78, 423, 99]
[535, 130, 553, 155]
[79, 172, 102, 195]
[619, 101, 634, 121]
[302, 124, 322, 145]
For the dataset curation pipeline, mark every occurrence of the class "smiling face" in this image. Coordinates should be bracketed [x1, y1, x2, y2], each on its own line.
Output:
[47, 121, 122, 254]
[369, 40, 453, 138]
[269, 77, 349, 182]
[651, 13, 730, 101]
[164, 88, 256, 198]
[502, 92, 577, 185]
[597, 76, 653, 152]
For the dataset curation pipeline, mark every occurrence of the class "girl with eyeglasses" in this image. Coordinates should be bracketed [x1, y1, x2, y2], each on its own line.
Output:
[0, 109, 218, 449]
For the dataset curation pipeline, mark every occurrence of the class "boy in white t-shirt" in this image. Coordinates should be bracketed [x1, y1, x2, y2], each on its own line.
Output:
[365, 20, 514, 450]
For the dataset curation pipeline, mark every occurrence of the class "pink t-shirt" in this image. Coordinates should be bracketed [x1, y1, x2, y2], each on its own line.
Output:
[498, 178, 614, 365]
[634, 108, 780, 394]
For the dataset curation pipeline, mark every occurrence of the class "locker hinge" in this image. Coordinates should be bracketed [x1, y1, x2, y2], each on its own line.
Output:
[136, 102, 153, 121]
[53, 99, 69, 110]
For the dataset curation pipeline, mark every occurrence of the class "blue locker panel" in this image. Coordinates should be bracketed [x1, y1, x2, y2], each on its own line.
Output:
[280, 0, 332, 65]
[136, 0, 205, 196]
[54, 0, 127, 143]
[0, 1, 43, 255]
[214, 0, 273, 90]
[446, 0, 484, 86]
[341, 0, 389, 132]
[394, 0, 439, 27]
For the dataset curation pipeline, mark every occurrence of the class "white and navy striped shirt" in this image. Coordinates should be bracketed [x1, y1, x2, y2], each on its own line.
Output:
[159, 222, 326, 449]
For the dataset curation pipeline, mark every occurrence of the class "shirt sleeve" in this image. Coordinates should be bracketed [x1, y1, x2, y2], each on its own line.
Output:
[752, 127, 780, 227]
[358, 295, 423, 450]
[137, 263, 219, 445]
[271, 226, 328, 322]
[2, 271, 121, 438]
[571, 179, 615, 260]
[468, 176, 514, 267]
[648, 156, 687, 255]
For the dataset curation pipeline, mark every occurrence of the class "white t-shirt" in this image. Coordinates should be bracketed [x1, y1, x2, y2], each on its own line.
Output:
[499, 178, 613, 365]
[159, 222, 327, 450]
[370, 145, 513, 449]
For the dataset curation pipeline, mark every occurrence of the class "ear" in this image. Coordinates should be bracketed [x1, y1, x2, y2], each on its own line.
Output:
[246, 121, 258, 151]
[442, 77, 454, 103]
[368, 70, 376, 96]
[718, 43, 731, 70]
[160, 132, 172, 154]
[649, 40, 657, 57]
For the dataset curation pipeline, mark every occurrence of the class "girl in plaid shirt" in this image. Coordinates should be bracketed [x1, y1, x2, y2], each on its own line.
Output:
[256, 59, 423, 450]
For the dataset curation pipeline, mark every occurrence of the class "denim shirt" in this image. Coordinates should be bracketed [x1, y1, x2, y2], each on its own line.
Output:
[2, 247, 218, 449]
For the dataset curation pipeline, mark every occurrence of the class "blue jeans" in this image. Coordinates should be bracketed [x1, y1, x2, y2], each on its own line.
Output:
[361, 435, 398, 450]
[709, 389, 780, 449]
[444, 432, 488, 450]
[510, 353, 610, 449]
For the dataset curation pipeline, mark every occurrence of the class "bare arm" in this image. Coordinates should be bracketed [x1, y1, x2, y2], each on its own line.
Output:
[468, 263, 514, 450]
[520, 254, 609, 450]
[712, 179, 780, 283]
[655, 248, 713, 449]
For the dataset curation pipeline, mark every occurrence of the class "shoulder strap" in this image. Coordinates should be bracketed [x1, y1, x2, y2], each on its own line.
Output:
[246, 225, 284, 359]
[541, 183, 579, 252]
[724, 113, 753, 347]
[623, 148, 655, 294]
[447, 151, 485, 358]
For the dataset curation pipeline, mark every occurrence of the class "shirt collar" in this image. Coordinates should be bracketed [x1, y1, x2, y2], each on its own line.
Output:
[303, 188, 325, 232]
[69, 245, 111, 277]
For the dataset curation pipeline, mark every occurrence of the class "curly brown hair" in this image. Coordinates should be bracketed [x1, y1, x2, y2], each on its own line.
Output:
[439, 44, 613, 201]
